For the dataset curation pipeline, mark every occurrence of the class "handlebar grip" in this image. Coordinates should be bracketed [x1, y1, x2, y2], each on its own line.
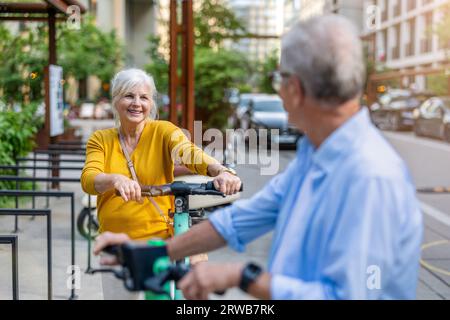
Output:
[205, 181, 243, 192]
[102, 245, 120, 256]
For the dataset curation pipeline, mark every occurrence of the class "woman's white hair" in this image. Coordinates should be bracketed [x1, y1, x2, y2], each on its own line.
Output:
[110, 68, 158, 127]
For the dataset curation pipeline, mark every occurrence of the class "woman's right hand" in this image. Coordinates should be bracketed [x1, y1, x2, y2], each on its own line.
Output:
[112, 174, 142, 203]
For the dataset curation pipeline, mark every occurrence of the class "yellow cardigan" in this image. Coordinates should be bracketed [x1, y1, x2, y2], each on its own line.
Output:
[81, 120, 219, 240]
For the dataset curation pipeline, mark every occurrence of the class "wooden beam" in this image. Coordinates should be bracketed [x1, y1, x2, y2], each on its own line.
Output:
[169, 0, 179, 125]
[0, 16, 66, 21]
[0, 2, 49, 13]
[184, 0, 194, 136]
[45, 0, 69, 14]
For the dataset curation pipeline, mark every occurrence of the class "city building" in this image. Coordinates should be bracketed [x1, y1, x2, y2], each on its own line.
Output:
[226, 0, 283, 61]
[362, 0, 449, 91]
[283, 0, 364, 31]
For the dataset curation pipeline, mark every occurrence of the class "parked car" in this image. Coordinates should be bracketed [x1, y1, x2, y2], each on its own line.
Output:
[230, 93, 269, 129]
[413, 96, 450, 143]
[240, 95, 302, 147]
[370, 89, 433, 130]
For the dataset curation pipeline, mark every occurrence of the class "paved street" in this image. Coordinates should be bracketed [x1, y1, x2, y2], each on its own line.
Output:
[0, 119, 449, 299]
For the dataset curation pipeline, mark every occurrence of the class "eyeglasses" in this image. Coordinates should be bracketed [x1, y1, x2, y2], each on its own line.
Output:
[272, 71, 292, 92]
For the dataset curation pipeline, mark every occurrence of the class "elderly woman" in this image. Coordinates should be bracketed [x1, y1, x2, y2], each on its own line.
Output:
[81, 68, 241, 299]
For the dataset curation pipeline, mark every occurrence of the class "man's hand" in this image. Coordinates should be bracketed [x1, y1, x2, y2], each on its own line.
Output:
[178, 262, 244, 300]
[93, 231, 130, 265]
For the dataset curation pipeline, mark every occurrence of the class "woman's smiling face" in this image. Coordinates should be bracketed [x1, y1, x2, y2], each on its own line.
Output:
[116, 83, 152, 126]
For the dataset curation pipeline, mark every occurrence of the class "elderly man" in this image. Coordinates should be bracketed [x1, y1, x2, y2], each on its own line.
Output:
[95, 15, 423, 300]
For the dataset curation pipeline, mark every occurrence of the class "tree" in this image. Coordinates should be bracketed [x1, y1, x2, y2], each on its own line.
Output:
[194, 0, 247, 49]
[194, 47, 251, 130]
[257, 49, 279, 94]
[0, 15, 124, 106]
[0, 24, 47, 106]
[432, 3, 450, 95]
[145, 36, 169, 95]
[58, 15, 124, 99]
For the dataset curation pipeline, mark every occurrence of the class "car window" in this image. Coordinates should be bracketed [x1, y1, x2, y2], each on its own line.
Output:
[239, 98, 250, 108]
[253, 100, 285, 112]
[425, 99, 441, 116]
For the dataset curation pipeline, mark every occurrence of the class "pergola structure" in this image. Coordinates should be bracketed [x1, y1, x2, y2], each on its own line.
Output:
[169, 0, 195, 135]
[1, 1, 86, 186]
[0, 1, 86, 143]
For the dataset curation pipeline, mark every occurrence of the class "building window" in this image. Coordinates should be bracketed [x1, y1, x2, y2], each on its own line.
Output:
[405, 18, 416, 56]
[380, 0, 388, 22]
[393, 0, 401, 17]
[420, 12, 433, 53]
[392, 24, 401, 59]
[407, 0, 416, 11]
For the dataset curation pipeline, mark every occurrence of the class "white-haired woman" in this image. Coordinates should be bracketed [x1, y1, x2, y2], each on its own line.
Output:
[81, 69, 241, 299]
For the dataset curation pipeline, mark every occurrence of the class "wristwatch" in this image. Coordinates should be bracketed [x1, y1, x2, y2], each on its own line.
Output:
[220, 166, 237, 176]
[239, 262, 263, 292]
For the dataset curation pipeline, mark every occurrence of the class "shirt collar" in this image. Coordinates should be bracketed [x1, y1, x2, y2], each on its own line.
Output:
[297, 107, 371, 174]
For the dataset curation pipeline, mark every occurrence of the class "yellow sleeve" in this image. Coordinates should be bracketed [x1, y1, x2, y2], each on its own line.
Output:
[165, 122, 219, 176]
[81, 132, 105, 195]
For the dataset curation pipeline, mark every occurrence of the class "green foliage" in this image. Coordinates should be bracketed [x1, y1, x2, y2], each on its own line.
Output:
[144, 0, 252, 129]
[194, 47, 251, 130]
[427, 73, 449, 96]
[0, 24, 47, 105]
[434, 3, 450, 57]
[0, 102, 43, 206]
[0, 16, 124, 106]
[256, 50, 279, 94]
[145, 36, 169, 95]
[194, 0, 247, 49]
[58, 15, 124, 84]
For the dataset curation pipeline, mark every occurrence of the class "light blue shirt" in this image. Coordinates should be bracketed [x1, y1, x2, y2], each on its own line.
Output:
[209, 108, 423, 300]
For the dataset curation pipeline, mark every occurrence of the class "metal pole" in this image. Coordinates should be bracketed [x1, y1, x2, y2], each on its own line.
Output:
[86, 194, 92, 272]
[12, 236, 18, 300]
[47, 211, 52, 300]
[70, 195, 76, 300]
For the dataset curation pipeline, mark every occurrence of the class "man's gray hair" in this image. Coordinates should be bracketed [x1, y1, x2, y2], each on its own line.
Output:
[281, 15, 365, 106]
[111, 68, 158, 127]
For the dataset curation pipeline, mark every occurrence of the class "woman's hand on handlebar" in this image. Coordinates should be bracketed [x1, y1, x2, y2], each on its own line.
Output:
[94, 232, 130, 266]
[212, 171, 242, 195]
[112, 174, 143, 203]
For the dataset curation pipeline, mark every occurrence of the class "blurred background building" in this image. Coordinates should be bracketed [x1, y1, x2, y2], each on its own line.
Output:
[283, 0, 364, 31]
[225, 0, 283, 61]
[362, 0, 449, 91]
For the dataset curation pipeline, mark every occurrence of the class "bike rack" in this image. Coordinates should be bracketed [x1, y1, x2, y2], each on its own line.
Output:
[9, 159, 95, 273]
[0, 209, 52, 300]
[0, 187, 77, 300]
[0, 235, 18, 300]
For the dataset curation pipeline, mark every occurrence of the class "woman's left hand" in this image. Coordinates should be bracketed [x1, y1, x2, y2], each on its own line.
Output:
[213, 172, 241, 195]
